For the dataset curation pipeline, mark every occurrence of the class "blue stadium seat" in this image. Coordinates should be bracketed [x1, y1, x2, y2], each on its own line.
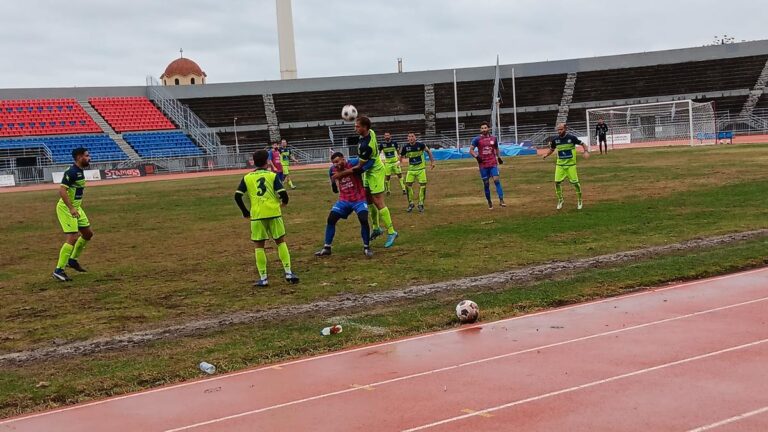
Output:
[122, 131, 203, 158]
[0, 134, 129, 163]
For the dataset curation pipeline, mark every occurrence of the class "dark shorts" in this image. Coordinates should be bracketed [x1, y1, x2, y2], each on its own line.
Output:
[598, 135, 607, 144]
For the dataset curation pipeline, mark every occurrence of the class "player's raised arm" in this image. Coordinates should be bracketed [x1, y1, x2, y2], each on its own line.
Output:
[234, 178, 250, 218]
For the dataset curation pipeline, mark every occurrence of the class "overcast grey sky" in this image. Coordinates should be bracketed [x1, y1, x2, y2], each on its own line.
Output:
[1, 0, 765, 89]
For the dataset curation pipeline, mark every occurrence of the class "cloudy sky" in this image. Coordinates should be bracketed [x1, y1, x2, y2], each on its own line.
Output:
[1, 0, 765, 89]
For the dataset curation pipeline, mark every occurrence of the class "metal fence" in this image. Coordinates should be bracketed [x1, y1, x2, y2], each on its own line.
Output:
[3, 110, 768, 187]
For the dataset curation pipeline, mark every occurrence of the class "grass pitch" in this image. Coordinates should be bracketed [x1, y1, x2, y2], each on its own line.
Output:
[1, 143, 767, 416]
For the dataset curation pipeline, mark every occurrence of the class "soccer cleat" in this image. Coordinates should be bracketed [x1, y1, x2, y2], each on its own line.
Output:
[67, 259, 87, 273]
[370, 228, 383, 240]
[253, 278, 269, 287]
[52, 269, 72, 282]
[487, 200, 494, 210]
[290, 186, 297, 190]
[557, 199, 564, 210]
[402, 189, 407, 195]
[314, 247, 332, 257]
[407, 203, 415, 213]
[577, 200, 583, 210]
[500, 200, 506, 208]
[418, 204, 424, 213]
[285, 272, 300, 284]
[384, 231, 399, 248]
[363, 247, 374, 258]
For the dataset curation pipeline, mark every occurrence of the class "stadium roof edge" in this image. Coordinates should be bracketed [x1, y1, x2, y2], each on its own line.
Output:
[1, 39, 767, 100]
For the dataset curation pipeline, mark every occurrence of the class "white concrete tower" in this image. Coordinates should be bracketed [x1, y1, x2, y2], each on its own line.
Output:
[276, 0, 298, 80]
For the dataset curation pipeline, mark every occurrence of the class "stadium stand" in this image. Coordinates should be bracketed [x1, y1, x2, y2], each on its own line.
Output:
[218, 130, 271, 151]
[0, 98, 100, 137]
[273, 85, 425, 122]
[179, 95, 267, 127]
[434, 74, 567, 113]
[89, 97, 175, 132]
[122, 131, 203, 158]
[755, 93, 768, 109]
[571, 55, 768, 103]
[0, 135, 127, 163]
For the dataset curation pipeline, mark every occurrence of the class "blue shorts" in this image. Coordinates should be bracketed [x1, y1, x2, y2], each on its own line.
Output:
[276, 172, 285, 182]
[331, 200, 368, 219]
[479, 166, 500, 180]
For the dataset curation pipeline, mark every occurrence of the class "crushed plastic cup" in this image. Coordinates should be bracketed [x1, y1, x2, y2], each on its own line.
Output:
[321, 325, 343, 336]
[199, 361, 216, 374]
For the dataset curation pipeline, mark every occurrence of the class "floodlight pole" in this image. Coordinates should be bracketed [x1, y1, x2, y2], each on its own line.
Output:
[512, 67, 519, 144]
[234, 117, 239, 154]
[453, 69, 460, 149]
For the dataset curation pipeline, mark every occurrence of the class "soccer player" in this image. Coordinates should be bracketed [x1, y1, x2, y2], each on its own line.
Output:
[543, 123, 590, 210]
[52, 147, 94, 282]
[379, 132, 406, 196]
[315, 152, 373, 258]
[332, 116, 398, 248]
[234, 149, 299, 287]
[267, 142, 284, 182]
[279, 139, 299, 189]
[469, 121, 505, 209]
[400, 132, 435, 213]
[595, 117, 609, 154]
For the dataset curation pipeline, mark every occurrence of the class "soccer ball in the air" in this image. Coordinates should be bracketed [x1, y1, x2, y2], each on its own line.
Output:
[456, 300, 479, 324]
[341, 105, 358, 122]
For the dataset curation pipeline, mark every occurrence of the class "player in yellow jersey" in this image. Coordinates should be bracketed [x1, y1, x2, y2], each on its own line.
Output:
[332, 116, 398, 248]
[52, 147, 94, 282]
[234, 149, 299, 287]
[379, 132, 406, 196]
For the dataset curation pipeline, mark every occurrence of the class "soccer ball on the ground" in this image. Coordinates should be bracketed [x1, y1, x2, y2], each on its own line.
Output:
[341, 105, 358, 122]
[455, 300, 479, 324]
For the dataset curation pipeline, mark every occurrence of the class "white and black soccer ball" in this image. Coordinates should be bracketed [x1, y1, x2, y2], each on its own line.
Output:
[341, 104, 358, 122]
[455, 300, 479, 324]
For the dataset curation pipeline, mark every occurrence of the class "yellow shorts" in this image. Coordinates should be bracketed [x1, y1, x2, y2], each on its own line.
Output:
[405, 169, 427, 184]
[56, 203, 90, 233]
[384, 162, 402, 177]
[555, 165, 579, 183]
[251, 217, 286, 241]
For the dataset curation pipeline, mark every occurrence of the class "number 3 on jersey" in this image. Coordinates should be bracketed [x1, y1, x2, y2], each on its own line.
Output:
[256, 177, 267, 196]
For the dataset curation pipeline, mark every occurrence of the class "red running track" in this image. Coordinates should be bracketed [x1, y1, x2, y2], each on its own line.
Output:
[2, 267, 768, 431]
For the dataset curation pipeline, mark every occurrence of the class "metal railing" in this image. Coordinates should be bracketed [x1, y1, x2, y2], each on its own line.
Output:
[145, 76, 224, 155]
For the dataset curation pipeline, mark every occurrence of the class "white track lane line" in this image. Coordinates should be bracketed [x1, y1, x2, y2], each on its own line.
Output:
[2, 266, 766, 426]
[687, 406, 768, 431]
[161, 295, 768, 432]
[403, 338, 768, 432]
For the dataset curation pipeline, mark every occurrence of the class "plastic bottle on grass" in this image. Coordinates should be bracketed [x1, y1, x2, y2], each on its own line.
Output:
[199, 361, 216, 374]
[321, 325, 343, 336]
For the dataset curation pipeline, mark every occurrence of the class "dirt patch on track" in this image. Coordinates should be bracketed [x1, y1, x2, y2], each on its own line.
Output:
[2, 229, 766, 366]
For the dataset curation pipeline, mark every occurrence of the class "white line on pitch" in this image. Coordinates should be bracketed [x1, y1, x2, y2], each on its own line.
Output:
[161, 295, 768, 432]
[402, 338, 768, 431]
[1, 267, 766, 426]
[687, 406, 768, 431]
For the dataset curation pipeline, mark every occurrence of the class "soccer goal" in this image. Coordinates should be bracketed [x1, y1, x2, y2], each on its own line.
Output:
[586, 100, 716, 148]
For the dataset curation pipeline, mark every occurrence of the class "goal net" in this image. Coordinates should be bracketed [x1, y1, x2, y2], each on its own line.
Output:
[586, 100, 716, 148]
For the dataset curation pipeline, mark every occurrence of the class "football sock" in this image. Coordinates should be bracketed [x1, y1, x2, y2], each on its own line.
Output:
[56, 243, 74, 270]
[358, 212, 371, 247]
[399, 176, 406, 191]
[255, 248, 267, 279]
[384, 177, 391, 194]
[483, 180, 491, 202]
[379, 207, 396, 235]
[555, 182, 564, 200]
[573, 182, 582, 201]
[418, 185, 426, 205]
[407, 185, 415, 204]
[70, 237, 88, 260]
[370, 205, 380, 230]
[277, 242, 292, 274]
[324, 212, 340, 245]
[494, 180, 504, 200]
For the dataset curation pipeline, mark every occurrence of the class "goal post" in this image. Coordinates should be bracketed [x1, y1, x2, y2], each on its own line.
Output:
[586, 100, 716, 148]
